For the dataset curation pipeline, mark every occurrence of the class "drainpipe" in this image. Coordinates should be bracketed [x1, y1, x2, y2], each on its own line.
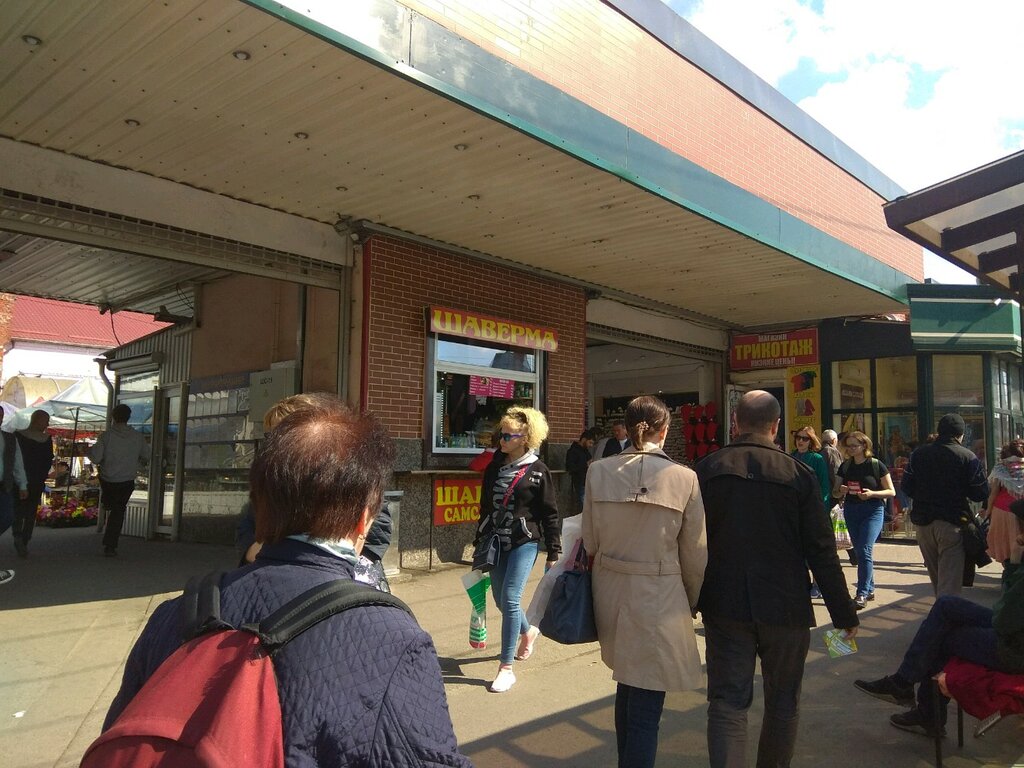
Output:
[94, 356, 115, 426]
[296, 285, 307, 392]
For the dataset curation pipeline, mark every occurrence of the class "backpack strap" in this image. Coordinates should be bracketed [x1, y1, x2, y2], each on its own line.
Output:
[253, 579, 413, 655]
[179, 570, 231, 642]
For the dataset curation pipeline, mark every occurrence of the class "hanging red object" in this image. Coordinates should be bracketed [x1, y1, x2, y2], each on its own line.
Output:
[704, 401, 718, 420]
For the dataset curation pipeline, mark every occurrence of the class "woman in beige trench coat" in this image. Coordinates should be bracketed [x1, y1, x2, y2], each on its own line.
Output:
[583, 395, 708, 768]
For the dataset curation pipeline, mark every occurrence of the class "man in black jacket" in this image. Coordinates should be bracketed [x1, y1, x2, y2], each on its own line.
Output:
[565, 428, 598, 512]
[900, 413, 989, 597]
[696, 390, 858, 768]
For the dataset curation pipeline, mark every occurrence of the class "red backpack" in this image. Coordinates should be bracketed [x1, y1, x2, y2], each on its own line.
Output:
[81, 571, 411, 768]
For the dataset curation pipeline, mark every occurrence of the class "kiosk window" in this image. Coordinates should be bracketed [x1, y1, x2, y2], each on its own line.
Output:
[432, 337, 540, 453]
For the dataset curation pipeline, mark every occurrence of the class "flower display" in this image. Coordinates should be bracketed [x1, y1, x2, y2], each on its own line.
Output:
[36, 501, 99, 527]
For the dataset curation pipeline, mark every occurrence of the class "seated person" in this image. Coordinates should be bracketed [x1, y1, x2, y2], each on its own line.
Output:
[104, 396, 471, 767]
[853, 500, 1024, 736]
[50, 461, 72, 488]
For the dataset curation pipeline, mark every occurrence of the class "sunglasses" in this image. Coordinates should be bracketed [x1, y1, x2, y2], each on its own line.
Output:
[795, 435, 810, 441]
[499, 432, 523, 441]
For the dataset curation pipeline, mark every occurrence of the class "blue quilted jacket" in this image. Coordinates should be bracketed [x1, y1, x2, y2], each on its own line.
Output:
[104, 539, 473, 767]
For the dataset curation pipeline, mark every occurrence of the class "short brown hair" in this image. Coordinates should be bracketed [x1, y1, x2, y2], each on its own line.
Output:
[1001, 440, 1024, 460]
[251, 398, 395, 543]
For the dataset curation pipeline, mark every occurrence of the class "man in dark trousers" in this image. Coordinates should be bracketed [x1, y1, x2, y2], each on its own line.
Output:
[696, 390, 858, 768]
[14, 409, 54, 557]
[89, 404, 148, 557]
[0, 411, 28, 585]
[565, 427, 598, 512]
[600, 420, 629, 457]
[900, 413, 989, 596]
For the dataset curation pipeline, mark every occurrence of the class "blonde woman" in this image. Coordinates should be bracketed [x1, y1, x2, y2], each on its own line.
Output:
[472, 406, 561, 693]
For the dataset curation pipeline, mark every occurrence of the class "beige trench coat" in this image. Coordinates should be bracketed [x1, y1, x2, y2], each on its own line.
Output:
[582, 447, 707, 691]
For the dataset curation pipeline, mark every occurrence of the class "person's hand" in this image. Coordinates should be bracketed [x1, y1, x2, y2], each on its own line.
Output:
[842, 626, 858, 641]
[838, 485, 849, 495]
[934, 671, 949, 697]
[857, 490, 871, 501]
[545, 559, 557, 574]
[18, 489, 27, 500]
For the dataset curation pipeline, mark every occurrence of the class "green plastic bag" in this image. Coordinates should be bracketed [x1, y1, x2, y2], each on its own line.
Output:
[831, 505, 852, 550]
[462, 570, 490, 649]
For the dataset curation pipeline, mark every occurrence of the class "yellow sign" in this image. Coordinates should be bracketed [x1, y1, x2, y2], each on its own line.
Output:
[430, 306, 558, 352]
[432, 478, 483, 526]
[786, 364, 822, 451]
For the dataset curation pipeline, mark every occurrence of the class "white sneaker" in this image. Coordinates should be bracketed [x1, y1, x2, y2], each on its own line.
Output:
[0, 569, 14, 585]
[489, 666, 516, 693]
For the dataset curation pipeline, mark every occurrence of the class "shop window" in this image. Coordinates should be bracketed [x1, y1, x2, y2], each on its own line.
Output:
[432, 337, 540, 453]
[832, 359, 872, 410]
[833, 412, 873, 443]
[933, 355, 983, 407]
[875, 356, 917, 408]
[876, 411, 918, 467]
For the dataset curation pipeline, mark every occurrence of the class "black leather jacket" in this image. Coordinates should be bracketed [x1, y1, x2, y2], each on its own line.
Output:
[696, 434, 858, 629]
[901, 438, 988, 526]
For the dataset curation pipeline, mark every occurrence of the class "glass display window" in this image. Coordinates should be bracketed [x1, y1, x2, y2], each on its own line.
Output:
[876, 411, 918, 467]
[875, 356, 918, 408]
[832, 359, 872, 410]
[432, 335, 540, 453]
[933, 355, 983, 407]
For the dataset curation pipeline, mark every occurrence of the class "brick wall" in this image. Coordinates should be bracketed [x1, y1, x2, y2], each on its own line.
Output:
[402, 0, 922, 281]
[0, 293, 15, 381]
[364, 235, 586, 443]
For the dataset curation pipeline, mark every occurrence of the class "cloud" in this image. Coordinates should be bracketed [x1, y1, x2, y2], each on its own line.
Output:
[668, 0, 1024, 191]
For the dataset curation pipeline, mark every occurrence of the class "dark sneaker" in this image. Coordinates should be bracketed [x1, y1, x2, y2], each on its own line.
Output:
[890, 709, 945, 737]
[809, 584, 822, 599]
[103, 547, 117, 558]
[854, 595, 867, 610]
[866, 591, 875, 601]
[854, 675, 915, 706]
[0, 569, 14, 585]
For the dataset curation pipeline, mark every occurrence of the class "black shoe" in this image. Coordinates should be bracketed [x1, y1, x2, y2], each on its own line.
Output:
[809, 583, 822, 599]
[854, 675, 915, 706]
[854, 595, 867, 610]
[103, 547, 117, 557]
[866, 591, 875, 601]
[890, 709, 945, 737]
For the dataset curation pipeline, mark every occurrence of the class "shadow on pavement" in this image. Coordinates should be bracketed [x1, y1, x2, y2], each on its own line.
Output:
[0, 525, 236, 610]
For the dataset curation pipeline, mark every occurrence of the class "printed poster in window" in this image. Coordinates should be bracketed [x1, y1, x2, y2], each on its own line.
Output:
[469, 375, 515, 399]
[786, 364, 821, 451]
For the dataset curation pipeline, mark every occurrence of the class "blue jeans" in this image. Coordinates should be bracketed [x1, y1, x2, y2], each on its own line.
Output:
[490, 541, 539, 665]
[897, 595, 1001, 724]
[615, 683, 666, 768]
[843, 500, 883, 596]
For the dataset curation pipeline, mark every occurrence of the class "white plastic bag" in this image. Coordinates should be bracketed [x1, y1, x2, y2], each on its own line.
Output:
[526, 513, 583, 625]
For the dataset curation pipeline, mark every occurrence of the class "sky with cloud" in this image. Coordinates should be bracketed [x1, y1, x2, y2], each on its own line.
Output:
[665, 0, 1024, 282]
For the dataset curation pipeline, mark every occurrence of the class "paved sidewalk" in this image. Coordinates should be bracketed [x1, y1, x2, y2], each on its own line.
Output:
[0, 526, 1021, 767]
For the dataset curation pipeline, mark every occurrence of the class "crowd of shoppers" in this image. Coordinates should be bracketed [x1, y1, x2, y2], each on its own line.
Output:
[81, 390, 1023, 768]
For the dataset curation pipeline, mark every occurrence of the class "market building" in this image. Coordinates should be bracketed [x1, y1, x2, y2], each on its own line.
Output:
[0, 0, 924, 566]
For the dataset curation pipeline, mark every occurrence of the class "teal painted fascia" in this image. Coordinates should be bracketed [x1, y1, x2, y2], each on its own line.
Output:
[243, 0, 914, 304]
